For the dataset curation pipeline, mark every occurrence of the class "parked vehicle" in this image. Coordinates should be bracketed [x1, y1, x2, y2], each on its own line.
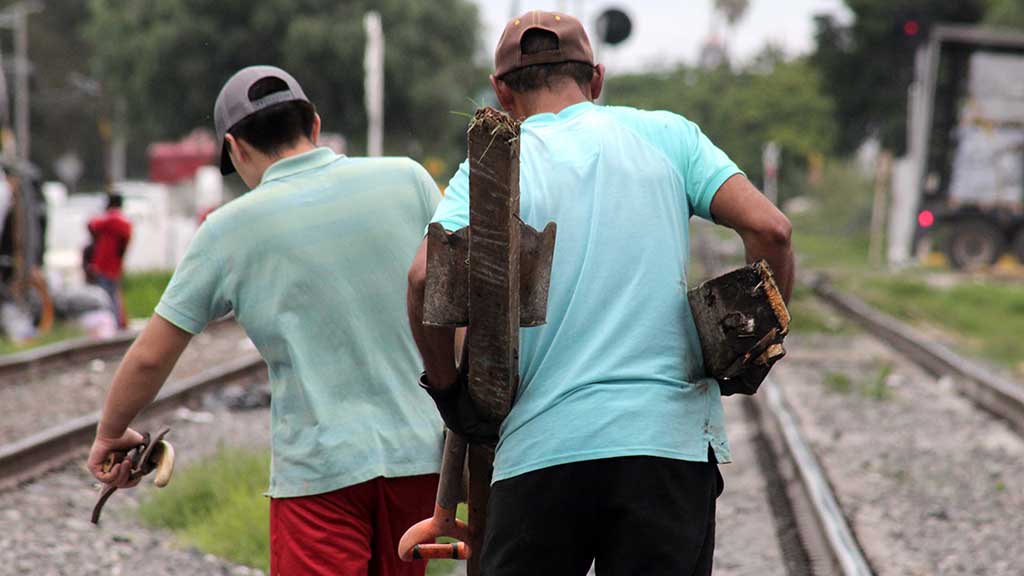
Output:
[906, 25, 1024, 270]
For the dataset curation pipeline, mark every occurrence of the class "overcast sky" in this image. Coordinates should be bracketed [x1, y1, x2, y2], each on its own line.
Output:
[472, 0, 854, 73]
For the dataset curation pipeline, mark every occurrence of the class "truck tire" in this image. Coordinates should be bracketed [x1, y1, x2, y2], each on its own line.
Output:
[1013, 228, 1024, 264]
[947, 220, 1005, 271]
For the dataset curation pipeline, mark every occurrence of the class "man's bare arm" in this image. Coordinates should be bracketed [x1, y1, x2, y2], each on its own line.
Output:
[407, 238, 458, 390]
[709, 174, 794, 302]
[88, 314, 193, 486]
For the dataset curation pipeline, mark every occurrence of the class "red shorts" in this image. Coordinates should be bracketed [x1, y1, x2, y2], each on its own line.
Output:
[269, 474, 439, 576]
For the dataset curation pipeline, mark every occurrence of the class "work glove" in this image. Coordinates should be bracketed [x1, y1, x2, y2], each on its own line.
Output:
[419, 350, 500, 445]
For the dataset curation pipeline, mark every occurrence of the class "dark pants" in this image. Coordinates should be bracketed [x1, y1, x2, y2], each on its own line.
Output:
[482, 451, 723, 576]
[93, 274, 122, 327]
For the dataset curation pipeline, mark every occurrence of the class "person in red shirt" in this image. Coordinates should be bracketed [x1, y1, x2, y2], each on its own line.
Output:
[87, 193, 132, 327]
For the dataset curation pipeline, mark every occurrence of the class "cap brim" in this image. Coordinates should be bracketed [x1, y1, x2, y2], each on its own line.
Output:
[219, 142, 236, 175]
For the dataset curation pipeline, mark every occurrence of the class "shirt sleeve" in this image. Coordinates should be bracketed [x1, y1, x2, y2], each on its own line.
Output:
[678, 117, 743, 222]
[410, 160, 442, 224]
[429, 159, 470, 232]
[611, 108, 742, 222]
[154, 222, 232, 334]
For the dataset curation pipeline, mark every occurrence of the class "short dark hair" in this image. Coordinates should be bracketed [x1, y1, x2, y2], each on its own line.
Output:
[227, 76, 316, 158]
[107, 193, 123, 209]
[498, 28, 595, 93]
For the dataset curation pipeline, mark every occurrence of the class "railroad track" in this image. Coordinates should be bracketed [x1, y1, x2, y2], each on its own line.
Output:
[0, 352, 265, 492]
[0, 331, 138, 383]
[809, 274, 1024, 434]
[742, 383, 873, 576]
[690, 231, 873, 575]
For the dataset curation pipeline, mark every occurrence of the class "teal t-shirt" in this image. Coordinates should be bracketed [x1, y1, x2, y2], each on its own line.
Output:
[432, 102, 742, 483]
[156, 148, 444, 497]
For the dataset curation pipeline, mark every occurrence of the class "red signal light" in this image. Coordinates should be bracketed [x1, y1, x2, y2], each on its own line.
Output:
[904, 20, 920, 36]
[917, 210, 934, 228]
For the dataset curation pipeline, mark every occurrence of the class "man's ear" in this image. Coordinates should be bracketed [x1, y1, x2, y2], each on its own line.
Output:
[490, 75, 517, 117]
[590, 64, 605, 102]
[311, 113, 322, 145]
[225, 133, 247, 167]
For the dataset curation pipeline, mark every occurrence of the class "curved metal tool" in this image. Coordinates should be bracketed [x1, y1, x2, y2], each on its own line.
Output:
[90, 427, 174, 524]
[398, 431, 470, 561]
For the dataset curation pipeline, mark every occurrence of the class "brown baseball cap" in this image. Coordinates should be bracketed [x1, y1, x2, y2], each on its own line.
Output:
[494, 10, 594, 77]
[213, 65, 310, 175]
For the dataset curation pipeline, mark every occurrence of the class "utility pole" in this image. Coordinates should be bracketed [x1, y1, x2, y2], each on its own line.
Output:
[0, 1, 43, 162]
[363, 11, 384, 157]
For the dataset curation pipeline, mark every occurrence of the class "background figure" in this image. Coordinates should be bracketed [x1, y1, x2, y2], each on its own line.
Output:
[86, 193, 131, 328]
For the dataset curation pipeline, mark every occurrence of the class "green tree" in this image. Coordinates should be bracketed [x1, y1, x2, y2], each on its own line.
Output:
[811, 0, 986, 155]
[986, 0, 1024, 29]
[608, 52, 835, 192]
[0, 0, 108, 186]
[85, 0, 485, 176]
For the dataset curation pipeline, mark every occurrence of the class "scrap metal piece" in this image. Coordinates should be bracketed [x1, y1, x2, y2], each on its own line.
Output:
[422, 108, 557, 422]
[465, 108, 523, 423]
[397, 430, 470, 561]
[688, 260, 790, 395]
[90, 427, 174, 524]
[424, 224, 470, 327]
[417, 108, 557, 576]
[519, 221, 557, 327]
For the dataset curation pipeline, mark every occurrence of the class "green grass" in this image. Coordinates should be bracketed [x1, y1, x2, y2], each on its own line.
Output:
[851, 274, 1024, 372]
[824, 371, 853, 394]
[122, 270, 173, 319]
[141, 448, 464, 574]
[792, 231, 871, 272]
[140, 448, 271, 571]
[822, 363, 893, 400]
[0, 322, 85, 355]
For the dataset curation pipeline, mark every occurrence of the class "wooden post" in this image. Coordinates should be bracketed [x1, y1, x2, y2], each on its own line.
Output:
[869, 151, 893, 268]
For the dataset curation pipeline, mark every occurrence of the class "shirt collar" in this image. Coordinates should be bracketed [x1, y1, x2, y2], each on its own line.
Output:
[522, 101, 596, 127]
[261, 147, 341, 185]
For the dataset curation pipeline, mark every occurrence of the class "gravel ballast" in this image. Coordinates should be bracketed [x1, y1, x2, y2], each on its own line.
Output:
[776, 325, 1024, 575]
[0, 322, 252, 443]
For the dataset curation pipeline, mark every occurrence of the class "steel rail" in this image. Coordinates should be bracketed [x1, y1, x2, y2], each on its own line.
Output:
[749, 381, 874, 576]
[0, 330, 137, 382]
[0, 353, 265, 491]
[810, 275, 1024, 433]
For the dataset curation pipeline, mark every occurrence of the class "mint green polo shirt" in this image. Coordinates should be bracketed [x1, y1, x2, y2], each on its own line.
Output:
[156, 148, 444, 497]
[432, 102, 741, 483]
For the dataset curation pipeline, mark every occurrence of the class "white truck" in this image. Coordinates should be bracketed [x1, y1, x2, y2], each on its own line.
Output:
[892, 25, 1024, 270]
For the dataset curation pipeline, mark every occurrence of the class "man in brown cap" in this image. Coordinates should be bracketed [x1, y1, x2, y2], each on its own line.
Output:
[409, 9, 795, 575]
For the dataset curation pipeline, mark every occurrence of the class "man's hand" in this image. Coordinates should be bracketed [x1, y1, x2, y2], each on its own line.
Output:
[88, 428, 145, 488]
[86, 315, 191, 487]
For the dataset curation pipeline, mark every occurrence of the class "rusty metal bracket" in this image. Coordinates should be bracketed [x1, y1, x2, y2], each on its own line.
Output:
[411, 108, 557, 574]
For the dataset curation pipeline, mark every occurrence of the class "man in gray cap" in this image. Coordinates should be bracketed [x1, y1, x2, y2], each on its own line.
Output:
[88, 65, 444, 575]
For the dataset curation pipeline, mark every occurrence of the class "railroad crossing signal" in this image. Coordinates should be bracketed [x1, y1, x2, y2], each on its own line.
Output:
[596, 8, 632, 46]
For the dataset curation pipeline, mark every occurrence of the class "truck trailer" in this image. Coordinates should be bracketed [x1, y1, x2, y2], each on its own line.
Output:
[895, 25, 1024, 270]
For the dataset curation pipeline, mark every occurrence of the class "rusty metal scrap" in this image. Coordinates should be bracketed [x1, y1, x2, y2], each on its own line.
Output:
[688, 260, 790, 394]
[418, 107, 557, 575]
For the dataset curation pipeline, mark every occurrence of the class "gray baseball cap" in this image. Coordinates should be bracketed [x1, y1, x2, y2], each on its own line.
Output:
[213, 65, 310, 175]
